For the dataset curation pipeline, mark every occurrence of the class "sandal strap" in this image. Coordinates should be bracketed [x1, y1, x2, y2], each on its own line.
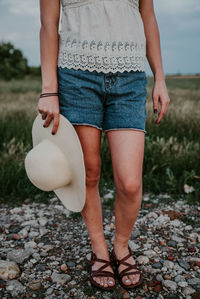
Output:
[90, 251, 114, 276]
[119, 267, 141, 278]
[91, 270, 115, 278]
[111, 245, 141, 278]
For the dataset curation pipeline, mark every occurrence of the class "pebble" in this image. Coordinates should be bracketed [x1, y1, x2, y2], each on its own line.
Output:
[0, 194, 199, 298]
[7, 249, 32, 264]
[182, 286, 196, 295]
[162, 280, 177, 291]
[51, 272, 71, 285]
[0, 260, 20, 280]
[136, 255, 149, 265]
[188, 277, 200, 287]
[178, 259, 190, 270]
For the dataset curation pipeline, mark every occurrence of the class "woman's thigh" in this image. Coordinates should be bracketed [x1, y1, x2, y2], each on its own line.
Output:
[73, 125, 102, 186]
[106, 129, 145, 193]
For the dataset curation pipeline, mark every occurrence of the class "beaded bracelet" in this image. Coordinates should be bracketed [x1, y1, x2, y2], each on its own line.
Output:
[40, 92, 59, 98]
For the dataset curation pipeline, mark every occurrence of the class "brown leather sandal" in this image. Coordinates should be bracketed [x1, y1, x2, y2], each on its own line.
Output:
[110, 245, 143, 289]
[90, 251, 116, 290]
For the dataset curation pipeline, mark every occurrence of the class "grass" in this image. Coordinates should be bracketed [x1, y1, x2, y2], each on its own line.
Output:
[0, 75, 199, 207]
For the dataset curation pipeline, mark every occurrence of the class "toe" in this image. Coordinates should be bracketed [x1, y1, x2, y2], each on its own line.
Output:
[108, 277, 115, 286]
[96, 277, 101, 285]
[122, 275, 132, 286]
[132, 273, 140, 284]
[103, 277, 108, 287]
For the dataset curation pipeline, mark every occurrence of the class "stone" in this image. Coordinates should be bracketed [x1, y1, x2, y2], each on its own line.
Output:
[154, 284, 163, 292]
[143, 250, 157, 258]
[170, 220, 181, 227]
[178, 259, 191, 271]
[27, 279, 42, 290]
[7, 249, 31, 264]
[167, 240, 177, 248]
[60, 264, 68, 272]
[188, 277, 200, 287]
[163, 260, 174, 269]
[178, 281, 188, 287]
[0, 260, 20, 280]
[131, 230, 141, 239]
[182, 286, 196, 295]
[162, 280, 177, 291]
[156, 274, 164, 282]
[136, 255, 149, 265]
[51, 272, 71, 285]
[6, 279, 25, 296]
[152, 262, 162, 269]
[24, 241, 37, 249]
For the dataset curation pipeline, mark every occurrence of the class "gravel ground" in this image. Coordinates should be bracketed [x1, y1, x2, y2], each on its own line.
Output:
[0, 192, 200, 299]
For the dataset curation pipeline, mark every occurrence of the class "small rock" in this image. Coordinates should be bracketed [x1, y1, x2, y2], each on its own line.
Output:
[66, 261, 76, 268]
[136, 255, 149, 265]
[60, 264, 68, 272]
[27, 279, 42, 290]
[143, 250, 157, 258]
[153, 284, 163, 292]
[163, 260, 174, 269]
[156, 274, 164, 282]
[170, 220, 181, 227]
[0, 260, 20, 280]
[182, 286, 196, 295]
[51, 272, 71, 285]
[188, 277, 200, 287]
[167, 240, 177, 248]
[152, 262, 162, 269]
[178, 281, 188, 287]
[178, 259, 190, 271]
[7, 249, 31, 264]
[162, 280, 177, 291]
[6, 279, 25, 296]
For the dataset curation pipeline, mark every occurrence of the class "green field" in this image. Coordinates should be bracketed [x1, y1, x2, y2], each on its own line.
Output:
[0, 75, 200, 206]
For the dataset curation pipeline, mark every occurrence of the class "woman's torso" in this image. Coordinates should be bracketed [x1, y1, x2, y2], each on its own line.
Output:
[57, 0, 146, 73]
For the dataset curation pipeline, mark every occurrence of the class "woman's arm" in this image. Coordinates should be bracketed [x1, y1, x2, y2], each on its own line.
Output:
[38, 0, 60, 134]
[139, 0, 170, 124]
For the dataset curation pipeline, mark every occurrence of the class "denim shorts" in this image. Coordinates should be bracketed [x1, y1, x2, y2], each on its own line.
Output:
[57, 66, 148, 133]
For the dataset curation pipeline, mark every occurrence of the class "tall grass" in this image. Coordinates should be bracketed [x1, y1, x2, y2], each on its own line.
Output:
[0, 76, 199, 206]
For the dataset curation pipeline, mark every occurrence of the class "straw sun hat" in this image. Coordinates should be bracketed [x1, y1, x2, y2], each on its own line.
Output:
[24, 113, 86, 212]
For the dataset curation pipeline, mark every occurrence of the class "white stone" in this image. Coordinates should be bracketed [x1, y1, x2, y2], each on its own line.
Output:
[163, 280, 177, 291]
[0, 260, 20, 280]
[136, 255, 149, 265]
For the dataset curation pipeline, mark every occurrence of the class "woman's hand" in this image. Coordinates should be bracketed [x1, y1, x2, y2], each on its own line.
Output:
[38, 96, 60, 135]
[152, 79, 170, 124]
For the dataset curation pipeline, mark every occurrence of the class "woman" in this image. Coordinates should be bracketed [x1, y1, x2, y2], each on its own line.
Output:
[38, 0, 170, 291]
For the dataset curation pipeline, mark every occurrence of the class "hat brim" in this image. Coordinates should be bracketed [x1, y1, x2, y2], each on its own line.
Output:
[31, 113, 86, 212]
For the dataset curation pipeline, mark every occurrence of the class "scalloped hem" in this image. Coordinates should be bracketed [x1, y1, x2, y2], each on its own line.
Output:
[57, 64, 146, 74]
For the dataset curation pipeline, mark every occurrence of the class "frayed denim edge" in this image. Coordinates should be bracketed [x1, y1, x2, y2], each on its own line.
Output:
[70, 122, 103, 130]
[104, 128, 147, 134]
[70, 123, 147, 134]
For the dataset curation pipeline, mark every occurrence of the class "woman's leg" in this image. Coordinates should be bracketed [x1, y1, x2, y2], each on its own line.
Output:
[106, 129, 145, 286]
[73, 125, 115, 288]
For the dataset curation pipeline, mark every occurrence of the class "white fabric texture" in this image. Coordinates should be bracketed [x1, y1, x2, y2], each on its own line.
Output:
[57, 0, 146, 73]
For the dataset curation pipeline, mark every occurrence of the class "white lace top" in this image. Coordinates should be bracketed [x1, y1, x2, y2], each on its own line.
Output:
[57, 0, 146, 73]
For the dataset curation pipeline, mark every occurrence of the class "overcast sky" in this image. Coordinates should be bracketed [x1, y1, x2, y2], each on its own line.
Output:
[0, 0, 200, 75]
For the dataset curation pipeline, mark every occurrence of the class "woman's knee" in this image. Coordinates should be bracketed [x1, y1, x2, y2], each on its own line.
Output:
[116, 177, 142, 199]
[85, 157, 101, 188]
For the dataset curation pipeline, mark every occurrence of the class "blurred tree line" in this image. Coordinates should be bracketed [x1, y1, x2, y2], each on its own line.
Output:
[0, 41, 41, 80]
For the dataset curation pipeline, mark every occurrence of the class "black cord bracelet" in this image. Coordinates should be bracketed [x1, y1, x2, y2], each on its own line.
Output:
[40, 92, 59, 98]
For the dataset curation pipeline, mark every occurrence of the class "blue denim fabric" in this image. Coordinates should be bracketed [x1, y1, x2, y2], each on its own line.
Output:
[57, 66, 148, 133]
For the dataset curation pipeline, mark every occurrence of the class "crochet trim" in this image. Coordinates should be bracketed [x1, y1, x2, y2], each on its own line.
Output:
[58, 37, 146, 73]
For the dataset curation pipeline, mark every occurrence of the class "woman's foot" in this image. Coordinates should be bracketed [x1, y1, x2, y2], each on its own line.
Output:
[113, 240, 140, 286]
[90, 243, 115, 288]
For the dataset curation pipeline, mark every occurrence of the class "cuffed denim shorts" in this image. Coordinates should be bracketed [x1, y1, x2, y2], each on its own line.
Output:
[57, 66, 148, 133]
